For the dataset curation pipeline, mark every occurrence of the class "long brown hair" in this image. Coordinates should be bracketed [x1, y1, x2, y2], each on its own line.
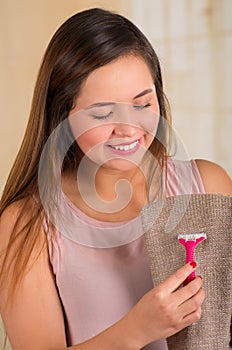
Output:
[0, 8, 171, 301]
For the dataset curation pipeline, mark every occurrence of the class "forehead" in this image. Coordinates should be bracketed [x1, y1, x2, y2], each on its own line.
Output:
[76, 55, 154, 108]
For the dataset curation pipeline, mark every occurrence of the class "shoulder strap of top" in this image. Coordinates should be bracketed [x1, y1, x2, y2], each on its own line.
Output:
[165, 158, 205, 197]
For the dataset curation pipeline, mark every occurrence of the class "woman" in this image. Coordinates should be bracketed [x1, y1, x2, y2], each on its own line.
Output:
[0, 8, 231, 350]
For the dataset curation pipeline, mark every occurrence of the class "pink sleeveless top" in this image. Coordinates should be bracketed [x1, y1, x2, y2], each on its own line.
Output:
[47, 159, 205, 349]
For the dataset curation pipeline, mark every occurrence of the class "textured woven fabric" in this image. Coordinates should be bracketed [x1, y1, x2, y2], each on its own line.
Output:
[142, 194, 232, 350]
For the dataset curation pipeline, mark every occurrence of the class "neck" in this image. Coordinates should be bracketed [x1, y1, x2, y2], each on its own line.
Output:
[99, 167, 140, 196]
[62, 157, 162, 221]
[75, 158, 147, 212]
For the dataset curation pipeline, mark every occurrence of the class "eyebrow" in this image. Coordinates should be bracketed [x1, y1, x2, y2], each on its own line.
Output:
[133, 88, 153, 100]
[85, 102, 115, 110]
[85, 88, 153, 109]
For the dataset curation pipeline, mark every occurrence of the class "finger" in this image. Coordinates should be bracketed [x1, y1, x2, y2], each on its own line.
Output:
[158, 262, 197, 294]
[178, 286, 205, 316]
[173, 276, 203, 306]
[181, 306, 202, 328]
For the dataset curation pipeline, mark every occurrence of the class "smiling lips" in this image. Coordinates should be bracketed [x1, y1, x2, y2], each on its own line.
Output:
[107, 139, 141, 155]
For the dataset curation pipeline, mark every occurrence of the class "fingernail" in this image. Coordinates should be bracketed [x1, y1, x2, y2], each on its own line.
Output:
[198, 275, 203, 280]
[190, 261, 197, 268]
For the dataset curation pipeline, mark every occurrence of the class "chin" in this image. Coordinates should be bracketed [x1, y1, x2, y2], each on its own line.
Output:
[103, 158, 142, 173]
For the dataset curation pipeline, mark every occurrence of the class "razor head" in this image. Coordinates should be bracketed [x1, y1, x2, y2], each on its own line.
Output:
[178, 232, 207, 242]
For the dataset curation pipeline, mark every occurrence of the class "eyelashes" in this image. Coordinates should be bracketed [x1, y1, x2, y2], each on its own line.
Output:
[133, 103, 151, 110]
[91, 111, 113, 120]
[90, 103, 152, 120]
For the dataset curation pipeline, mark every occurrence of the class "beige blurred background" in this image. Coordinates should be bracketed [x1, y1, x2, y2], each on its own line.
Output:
[0, 0, 231, 348]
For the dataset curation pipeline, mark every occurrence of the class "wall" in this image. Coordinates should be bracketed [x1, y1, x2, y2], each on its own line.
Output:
[126, 0, 232, 174]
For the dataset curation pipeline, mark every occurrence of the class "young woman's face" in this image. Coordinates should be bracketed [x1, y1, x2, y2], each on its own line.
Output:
[69, 55, 160, 172]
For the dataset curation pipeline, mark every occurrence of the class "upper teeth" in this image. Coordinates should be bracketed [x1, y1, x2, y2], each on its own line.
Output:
[110, 140, 139, 151]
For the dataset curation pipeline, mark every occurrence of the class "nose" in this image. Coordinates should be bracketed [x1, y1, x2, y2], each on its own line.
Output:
[112, 122, 140, 138]
[112, 104, 141, 137]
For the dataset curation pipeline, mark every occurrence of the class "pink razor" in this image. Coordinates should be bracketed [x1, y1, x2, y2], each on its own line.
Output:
[178, 233, 207, 284]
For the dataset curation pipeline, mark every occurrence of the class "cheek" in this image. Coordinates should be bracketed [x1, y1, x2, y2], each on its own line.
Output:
[76, 126, 113, 152]
[145, 132, 156, 151]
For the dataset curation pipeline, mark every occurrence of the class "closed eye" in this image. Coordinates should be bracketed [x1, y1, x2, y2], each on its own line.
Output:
[133, 103, 151, 110]
[90, 111, 113, 120]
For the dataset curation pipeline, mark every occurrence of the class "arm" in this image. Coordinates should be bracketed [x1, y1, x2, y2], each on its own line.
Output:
[0, 202, 67, 350]
[195, 159, 232, 195]
[0, 202, 204, 350]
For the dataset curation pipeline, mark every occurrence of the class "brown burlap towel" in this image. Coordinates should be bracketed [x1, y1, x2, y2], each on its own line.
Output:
[142, 194, 232, 350]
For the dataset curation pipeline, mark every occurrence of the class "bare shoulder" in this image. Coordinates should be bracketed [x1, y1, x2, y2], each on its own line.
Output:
[0, 197, 42, 249]
[195, 159, 232, 196]
[0, 198, 29, 247]
[0, 197, 47, 290]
